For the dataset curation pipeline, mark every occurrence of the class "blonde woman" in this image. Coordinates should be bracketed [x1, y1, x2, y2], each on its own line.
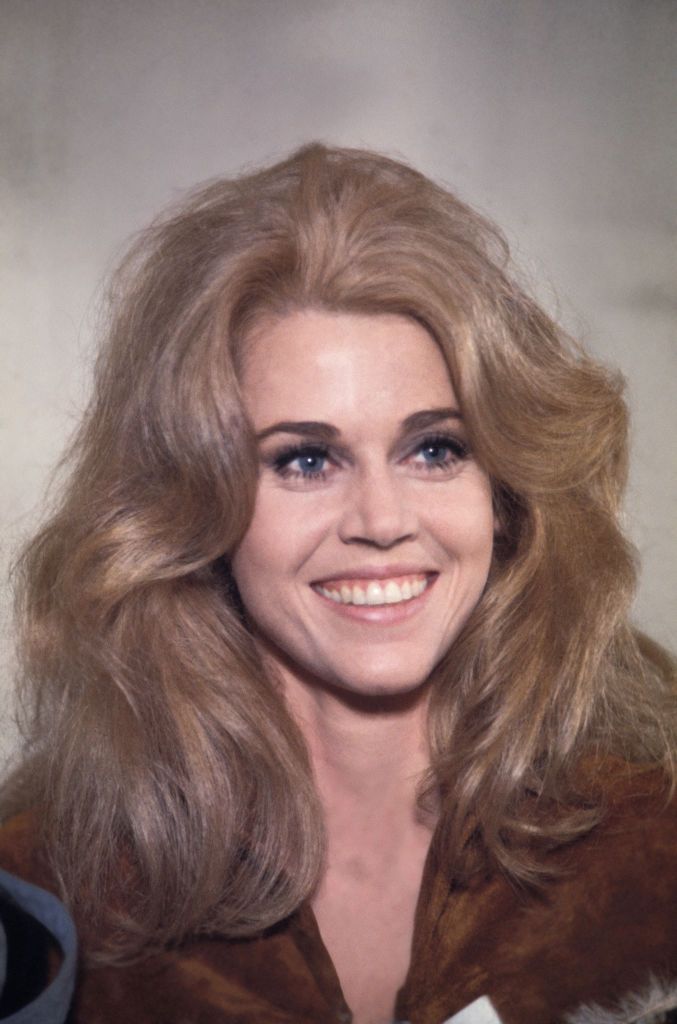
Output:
[1, 145, 676, 1024]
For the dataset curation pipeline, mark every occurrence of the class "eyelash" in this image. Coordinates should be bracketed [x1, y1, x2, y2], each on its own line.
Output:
[268, 433, 470, 483]
[271, 446, 330, 481]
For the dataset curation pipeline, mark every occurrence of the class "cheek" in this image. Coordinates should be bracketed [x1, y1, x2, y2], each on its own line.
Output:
[230, 488, 318, 598]
[231, 515, 279, 599]
[432, 480, 496, 564]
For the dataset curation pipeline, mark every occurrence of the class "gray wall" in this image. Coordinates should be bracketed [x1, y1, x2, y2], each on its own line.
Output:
[2, 0, 675, 757]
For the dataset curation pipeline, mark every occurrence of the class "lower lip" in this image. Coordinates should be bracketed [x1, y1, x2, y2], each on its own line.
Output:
[311, 575, 438, 624]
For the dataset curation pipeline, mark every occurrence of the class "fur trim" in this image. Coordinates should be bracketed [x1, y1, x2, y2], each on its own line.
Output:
[564, 975, 677, 1023]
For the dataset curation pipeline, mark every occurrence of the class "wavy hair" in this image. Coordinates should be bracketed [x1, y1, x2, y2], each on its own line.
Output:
[7, 143, 676, 961]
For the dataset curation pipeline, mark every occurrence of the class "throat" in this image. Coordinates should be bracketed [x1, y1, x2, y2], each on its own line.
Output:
[311, 822, 432, 1024]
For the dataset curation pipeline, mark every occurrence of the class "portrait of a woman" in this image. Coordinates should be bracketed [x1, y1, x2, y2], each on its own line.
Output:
[1, 144, 675, 1024]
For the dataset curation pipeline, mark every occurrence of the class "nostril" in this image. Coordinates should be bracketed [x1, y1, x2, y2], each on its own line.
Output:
[338, 481, 417, 548]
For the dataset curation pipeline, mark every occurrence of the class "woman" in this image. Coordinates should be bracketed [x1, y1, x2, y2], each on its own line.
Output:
[1, 144, 676, 1024]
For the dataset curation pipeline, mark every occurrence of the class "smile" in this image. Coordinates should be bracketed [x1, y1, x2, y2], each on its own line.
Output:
[313, 573, 432, 607]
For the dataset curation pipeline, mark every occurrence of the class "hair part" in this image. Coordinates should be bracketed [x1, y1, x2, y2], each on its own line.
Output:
[6, 143, 676, 961]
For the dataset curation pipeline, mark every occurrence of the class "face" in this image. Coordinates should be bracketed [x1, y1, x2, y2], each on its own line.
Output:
[231, 310, 495, 701]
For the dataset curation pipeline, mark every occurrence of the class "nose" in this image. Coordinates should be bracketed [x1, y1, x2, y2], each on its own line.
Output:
[337, 465, 417, 549]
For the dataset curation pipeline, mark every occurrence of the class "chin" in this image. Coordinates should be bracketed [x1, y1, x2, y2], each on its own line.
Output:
[319, 675, 432, 713]
[323, 660, 436, 703]
[255, 628, 441, 708]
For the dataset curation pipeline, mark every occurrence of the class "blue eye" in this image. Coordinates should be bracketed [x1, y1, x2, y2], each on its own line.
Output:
[421, 443, 450, 464]
[411, 434, 468, 470]
[272, 445, 330, 479]
[293, 451, 327, 475]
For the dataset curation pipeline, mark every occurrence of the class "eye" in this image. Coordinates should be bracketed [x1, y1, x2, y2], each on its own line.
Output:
[271, 444, 332, 480]
[408, 433, 469, 471]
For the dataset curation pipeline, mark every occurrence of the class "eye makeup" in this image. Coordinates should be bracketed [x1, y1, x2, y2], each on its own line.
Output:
[262, 430, 470, 485]
[270, 443, 334, 481]
[405, 432, 469, 471]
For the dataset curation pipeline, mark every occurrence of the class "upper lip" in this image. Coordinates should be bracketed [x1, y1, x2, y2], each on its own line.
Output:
[312, 565, 437, 584]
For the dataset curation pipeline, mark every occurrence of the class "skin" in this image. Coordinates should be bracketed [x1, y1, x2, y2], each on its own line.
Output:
[231, 309, 496, 1024]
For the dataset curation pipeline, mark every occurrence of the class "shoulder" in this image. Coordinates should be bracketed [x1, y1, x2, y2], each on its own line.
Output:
[556, 763, 677, 927]
[568, 761, 677, 876]
[403, 764, 677, 1024]
[501, 765, 677, 1022]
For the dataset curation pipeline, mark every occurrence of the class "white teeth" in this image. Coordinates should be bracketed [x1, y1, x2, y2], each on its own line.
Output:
[317, 575, 430, 607]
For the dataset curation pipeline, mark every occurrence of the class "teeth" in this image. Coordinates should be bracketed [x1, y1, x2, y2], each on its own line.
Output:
[316, 575, 430, 607]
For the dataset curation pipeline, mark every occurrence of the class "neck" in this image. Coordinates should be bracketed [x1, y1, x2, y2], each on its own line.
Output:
[280, 670, 432, 836]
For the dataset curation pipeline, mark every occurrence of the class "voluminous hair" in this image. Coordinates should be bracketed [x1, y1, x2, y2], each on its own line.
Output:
[7, 143, 676, 961]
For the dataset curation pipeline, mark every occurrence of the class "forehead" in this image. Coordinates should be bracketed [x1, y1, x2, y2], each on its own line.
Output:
[240, 310, 457, 426]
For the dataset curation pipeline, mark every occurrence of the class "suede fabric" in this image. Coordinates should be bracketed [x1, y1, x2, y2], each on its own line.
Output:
[0, 770, 675, 1024]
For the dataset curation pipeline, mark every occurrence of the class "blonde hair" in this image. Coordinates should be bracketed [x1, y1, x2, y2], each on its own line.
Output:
[8, 143, 676, 961]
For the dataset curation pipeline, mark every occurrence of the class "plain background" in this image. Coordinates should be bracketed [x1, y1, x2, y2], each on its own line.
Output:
[1, 0, 675, 761]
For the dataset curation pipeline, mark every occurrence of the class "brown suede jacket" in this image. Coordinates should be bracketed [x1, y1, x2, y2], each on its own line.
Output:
[0, 769, 676, 1024]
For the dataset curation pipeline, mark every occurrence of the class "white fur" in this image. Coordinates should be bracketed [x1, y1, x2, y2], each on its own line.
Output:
[443, 997, 503, 1023]
[564, 975, 677, 1024]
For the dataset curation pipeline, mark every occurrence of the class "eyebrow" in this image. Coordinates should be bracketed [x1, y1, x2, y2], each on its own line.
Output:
[401, 407, 463, 432]
[255, 407, 463, 442]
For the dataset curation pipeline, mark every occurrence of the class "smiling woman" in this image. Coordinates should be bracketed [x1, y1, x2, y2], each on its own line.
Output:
[232, 311, 495, 704]
[1, 145, 676, 1024]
